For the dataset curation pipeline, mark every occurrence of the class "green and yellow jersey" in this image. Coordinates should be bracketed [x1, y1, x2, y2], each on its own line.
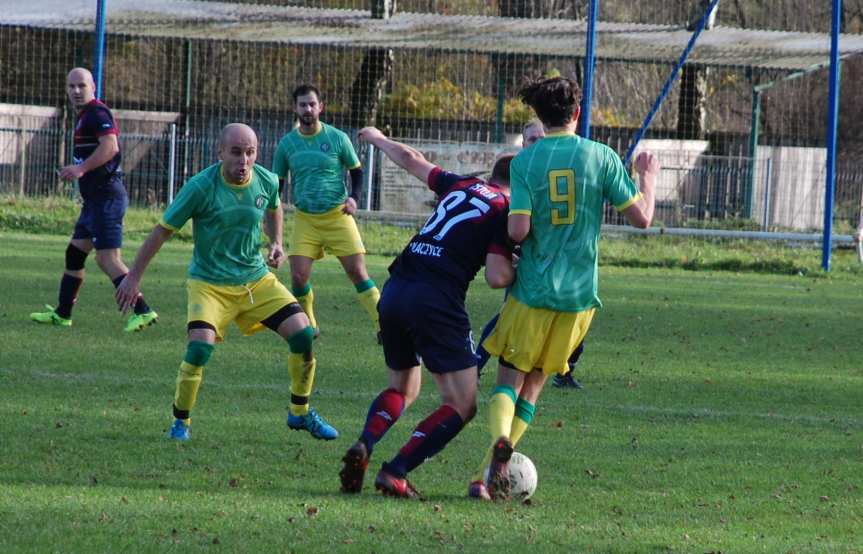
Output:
[272, 122, 361, 214]
[509, 131, 640, 312]
[160, 163, 280, 286]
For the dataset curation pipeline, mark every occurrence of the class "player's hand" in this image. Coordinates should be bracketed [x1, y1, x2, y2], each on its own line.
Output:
[342, 197, 358, 215]
[267, 243, 286, 269]
[358, 126, 385, 144]
[59, 164, 85, 181]
[634, 150, 660, 177]
[115, 274, 141, 314]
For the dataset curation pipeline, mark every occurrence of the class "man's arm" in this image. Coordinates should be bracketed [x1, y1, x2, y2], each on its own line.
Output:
[508, 214, 531, 244]
[484, 252, 515, 289]
[358, 126, 435, 183]
[622, 151, 659, 229]
[265, 207, 285, 269]
[115, 224, 173, 313]
[59, 134, 119, 181]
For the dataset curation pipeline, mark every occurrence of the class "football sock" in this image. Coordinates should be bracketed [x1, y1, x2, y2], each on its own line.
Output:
[56, 274, 83, 319]
[488, 384, 517, 440]
[384, 404, 464, 478]
[288, 354, 316, 416]
[292, 283, 317, 330]
[111, 274, 152, 315]
[359, 388, 406, 454]
[471, 397, 534, 482]
[510, 398, 536, 446]
[173, 341, 214, 423]
[354, 280, 380, 328]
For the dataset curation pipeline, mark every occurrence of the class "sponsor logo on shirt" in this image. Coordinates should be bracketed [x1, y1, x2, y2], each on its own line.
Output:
[255, 195, 266, 209]
[409, 241, 444, 258]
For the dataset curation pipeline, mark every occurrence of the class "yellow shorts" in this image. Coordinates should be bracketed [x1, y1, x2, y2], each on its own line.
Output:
[483, 296, 595, 375]
[186, 272, 297, 342]
[289, 206, 366, 260]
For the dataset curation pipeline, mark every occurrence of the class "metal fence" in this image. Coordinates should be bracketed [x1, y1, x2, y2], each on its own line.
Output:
[1, 1, 862, 240]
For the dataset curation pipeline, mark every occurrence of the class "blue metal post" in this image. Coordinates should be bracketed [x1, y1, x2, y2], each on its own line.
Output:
[822, 0, 842, 271]
[624, 0, 719, 164]
[578, 0, 598, 139]
[93, 0, 107, 99]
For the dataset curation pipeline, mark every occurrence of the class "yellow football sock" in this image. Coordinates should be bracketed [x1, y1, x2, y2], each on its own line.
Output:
[175, 361, 204, 418]
[488, 385, 517, 440]
[511, 416, 529, 447]
[355, 281, 380, 328]
[288, 352, 316, 416]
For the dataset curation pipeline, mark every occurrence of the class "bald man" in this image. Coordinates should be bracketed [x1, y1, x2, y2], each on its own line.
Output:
[116, 123, 338, 442]
[30, 68, 158, 332]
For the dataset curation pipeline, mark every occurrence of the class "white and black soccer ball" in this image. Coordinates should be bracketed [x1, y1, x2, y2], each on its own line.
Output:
[484, 451, 538, 500]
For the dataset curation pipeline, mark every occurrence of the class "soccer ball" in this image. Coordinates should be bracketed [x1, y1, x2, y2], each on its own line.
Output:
[484, 451, 538, 500]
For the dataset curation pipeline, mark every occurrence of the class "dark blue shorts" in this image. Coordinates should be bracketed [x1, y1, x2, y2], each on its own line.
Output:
[72, 194, 128, 250]
[378, 276, 476, 374]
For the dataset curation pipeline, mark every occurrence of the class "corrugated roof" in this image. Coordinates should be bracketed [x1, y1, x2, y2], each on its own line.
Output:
[6, 0, 863, 70]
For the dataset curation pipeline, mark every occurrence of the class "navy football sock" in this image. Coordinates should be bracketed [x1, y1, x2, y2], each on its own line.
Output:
[384, 404, 464, 477]
[360, 388, 405, 454]
[56, 274, 83, 319]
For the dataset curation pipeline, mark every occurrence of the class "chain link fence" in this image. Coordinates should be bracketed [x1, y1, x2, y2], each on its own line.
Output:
[1, 1, 862, 237]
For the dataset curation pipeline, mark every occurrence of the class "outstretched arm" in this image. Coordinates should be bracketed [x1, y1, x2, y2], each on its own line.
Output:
[115, 224, 173, 313]
[622, 150, 659, 229]
[358, 126, 436, 184]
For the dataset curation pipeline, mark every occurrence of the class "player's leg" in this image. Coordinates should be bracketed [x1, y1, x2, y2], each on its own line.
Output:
[289, 255, 317, 333]
[90, 196, 157, 331]
[376, 366, 477, 499]
[287, 210, 324, 334]
[341, 365, 420, 493]
[341, 277, 419, 493]
[30, 218, 93, 326]
[328, 211, 380, 333]
[338, 253, 380, 332]
[475, 312, 500, 374]
[94, 248, 158, 331]
[167, 279, 233, 440]
[168, 325, 217, 441]
[268, 305, 338, 440]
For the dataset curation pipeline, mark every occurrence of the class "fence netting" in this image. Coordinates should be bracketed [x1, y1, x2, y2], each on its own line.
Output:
[1, 1, 862, 235]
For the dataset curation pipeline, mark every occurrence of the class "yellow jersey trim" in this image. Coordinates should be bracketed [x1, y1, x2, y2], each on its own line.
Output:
[347, 163, 361, 170]
[510, 209, 532, 216]
[614, 192, 642, 212]
[545, 130, 576, 138]
[297, 123, 323, 138]
[220, 165, 252, 190]
[159, 220, 179, 232]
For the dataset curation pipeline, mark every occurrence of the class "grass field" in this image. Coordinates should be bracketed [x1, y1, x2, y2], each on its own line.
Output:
[1, 228, 862, 553]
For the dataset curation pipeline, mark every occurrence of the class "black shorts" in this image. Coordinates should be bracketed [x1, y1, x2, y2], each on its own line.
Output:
[378, 276, 476, 374]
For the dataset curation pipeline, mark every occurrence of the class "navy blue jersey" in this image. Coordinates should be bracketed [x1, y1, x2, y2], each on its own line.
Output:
[388, 167, 512, 297]
[73, 99, 124, 200]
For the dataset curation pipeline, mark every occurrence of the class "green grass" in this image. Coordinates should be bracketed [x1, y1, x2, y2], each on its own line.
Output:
[1, 223, 862, 551]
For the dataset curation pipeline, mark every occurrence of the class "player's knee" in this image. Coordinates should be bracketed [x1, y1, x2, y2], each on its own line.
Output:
[184, 340, 215, 367]
[287, 326, 315, 354]
[65, 244, 88, 271]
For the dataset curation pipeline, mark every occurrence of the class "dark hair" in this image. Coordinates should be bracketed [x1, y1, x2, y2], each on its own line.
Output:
[292, 84, 322, 103]
[490, 153, 515, 185]
[518, 77, 581, 128]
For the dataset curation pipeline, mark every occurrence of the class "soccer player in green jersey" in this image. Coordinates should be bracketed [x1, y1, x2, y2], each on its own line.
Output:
[272, 84, 380, 339]
[476, 77, 660, 500]
[115, 123, 338, 441]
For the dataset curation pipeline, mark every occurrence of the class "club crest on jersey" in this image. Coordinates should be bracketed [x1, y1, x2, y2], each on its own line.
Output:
[320, 143, 331, 153]
[255, 194, 266, 209]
